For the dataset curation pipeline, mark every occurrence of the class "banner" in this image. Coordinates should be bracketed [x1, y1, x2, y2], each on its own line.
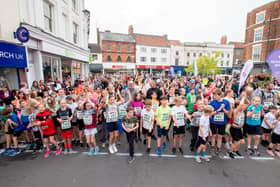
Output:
[238, 60, 253, 93]
[267, 48, 280, 82]
[193, 60, 198, 76]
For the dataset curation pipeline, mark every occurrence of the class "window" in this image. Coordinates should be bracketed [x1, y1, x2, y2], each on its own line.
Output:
[141, 47, 146, 52]
[226, 61, 229, 66]
[127, 46, 131, 53]
[186, 61, 189, 65]
[193, 53, 196, 57]
[106, 44, 111, 52]
[220, 61, 224, 67]
[252, 44, 262, 61]
[256, 11, 265, 24]
[126, 56, 131, 62]
[117, 45, 121, 52]
[140, 57, 146, 62]
[43, 1, 53, 32]
[175, 58, 179, 66]
[72, 0, 77, 11]
[227, 54, 230, 58]
[73, 22, 78, 44]
[187, 52, 190, 57]
[106, 55, 112, 62]
[117, 56, 122, 62]
[221, 53, 224, 58]
[176, 51, 179, 55]
[151, 48, 157, 53]
[162, 58, 167, 62]
[199, 53, 202, 56]
[151, 57, 156, 62]
[254, 27, 263, 42]
[161, 48, 167, 53]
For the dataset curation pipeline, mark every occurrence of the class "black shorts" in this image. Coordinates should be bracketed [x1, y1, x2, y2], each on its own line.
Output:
[107, 122, 118, 132]
[230, 127, 243, 142]
[142, 127, 153, 137]
[271, 133, 280, 144]
[33, 131, 42, 139]
[13, 130, 23, 137]
[157, 126, 168, 137]
[5, 126, 14, 135]
[261, 127, 272, 134]
[52, 116, 60, 128]
[71, 121, 78, 127]
[173, 126, 185, 135]
[210, 124, 226, 135]
[77, 119, 84, 131]
[198, 136, 208, 145]
[247, 125, 261, 135]
[43, 133, 56, 139]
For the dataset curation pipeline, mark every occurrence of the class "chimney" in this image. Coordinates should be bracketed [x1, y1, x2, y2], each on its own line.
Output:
[128, 25, 134, 34]
[105, 30, 111, 32]
[163, 34, 168, 39]
[220, 35, 227, 44]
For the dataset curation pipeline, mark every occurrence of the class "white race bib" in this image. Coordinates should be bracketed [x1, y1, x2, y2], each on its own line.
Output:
[61, 120, 71, 130]
[214, 112, 224, 122]
[83, 115, 93, 125]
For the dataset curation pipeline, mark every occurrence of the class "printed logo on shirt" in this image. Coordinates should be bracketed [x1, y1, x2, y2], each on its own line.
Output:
[214, 112, 224, 122]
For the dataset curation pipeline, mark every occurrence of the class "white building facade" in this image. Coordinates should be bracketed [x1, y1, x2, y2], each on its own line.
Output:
[184, 42, 234, 74]
[169, 40, 185, 66]
[0, 0, 90, 88]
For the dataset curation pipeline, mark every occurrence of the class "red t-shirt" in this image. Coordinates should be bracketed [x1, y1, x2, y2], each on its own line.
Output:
[36, 110, 55, 135]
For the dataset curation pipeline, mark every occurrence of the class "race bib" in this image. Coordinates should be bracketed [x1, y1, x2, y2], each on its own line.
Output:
[61, 120, 71, 130]
[107, 111, 118, 122]
[264, 102, 272, 107]
[161, 113, 169, 122]
[143, 114, 151, 123]
[152, 103, 158, 110]
[190, 96, 196, 103]
[135, 107, 142, 115]
[252, 112, 261, 120]
[83, 115, 93, 125]
[176, 112, 184, 121]
[77, 111, 83, 119]
[119, 109, 127, 117]
[125, 123, 135, 129]
[214, 112, 224, 122]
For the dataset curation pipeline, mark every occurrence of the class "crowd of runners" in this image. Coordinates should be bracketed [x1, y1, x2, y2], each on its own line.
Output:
[0, 73, 280, 164]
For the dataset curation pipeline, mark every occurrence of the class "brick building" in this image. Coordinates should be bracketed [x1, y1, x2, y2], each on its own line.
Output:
[99, 31, 136, 73]
[229, 42, 244, 70]
[243, 0, 280, 73]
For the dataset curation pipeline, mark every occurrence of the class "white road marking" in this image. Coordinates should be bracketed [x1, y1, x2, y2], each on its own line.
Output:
[116, 153, 143, 157]
[250, 156, 275, 160]
[149, 154, 177, 158]
[220, 156, 245, 160]
[184, 155, 212, 159]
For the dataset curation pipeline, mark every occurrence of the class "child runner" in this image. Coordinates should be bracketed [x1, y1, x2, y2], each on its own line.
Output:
[246, 96, 264, 156]
[156, 96, 172, 156]
[19, 100, 32, 150]
[56, 99, 75, 154]
[195, 105, 213, 163]
[266, 111, 280, 157]
[172, 96, 188, 154]
[75, 100, 85, 147]
[261, 106, 277, 147]
[66, 96, 79, 145]
[140, 99, 154, 154]
[151, 91, 160, 140]
[130, 92, 144, 142]
[83, 101, 99, 156]
[122, 107, 139, 164]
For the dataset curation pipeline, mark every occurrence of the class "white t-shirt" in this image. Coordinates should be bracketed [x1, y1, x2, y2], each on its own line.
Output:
[199, 115, 210, 137]
[106, 104, 118, 123]
[141, 109, 154, 130]
[67, 103, 78, 114]
[273, 121, 280, 135]
[172, 105, 187, 127]
[261, 112, 275, 129]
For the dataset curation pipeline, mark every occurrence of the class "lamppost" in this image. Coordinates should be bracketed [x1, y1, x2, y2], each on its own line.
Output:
[263, 14, 272, 73]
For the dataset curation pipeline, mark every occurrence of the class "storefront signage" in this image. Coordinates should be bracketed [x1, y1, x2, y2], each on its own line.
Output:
[14, 26, 30, 43]
[65, 49, 76, 58]
[136, 65, 170, 69]
[0, 41, 27, 68]
[267, 48, 280, 82]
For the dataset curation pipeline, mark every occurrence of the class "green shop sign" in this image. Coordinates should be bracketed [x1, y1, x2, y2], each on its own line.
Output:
[64, 49, 76, 58]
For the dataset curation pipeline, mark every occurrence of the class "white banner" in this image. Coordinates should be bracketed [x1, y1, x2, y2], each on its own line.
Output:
[238, 60, 254, 93]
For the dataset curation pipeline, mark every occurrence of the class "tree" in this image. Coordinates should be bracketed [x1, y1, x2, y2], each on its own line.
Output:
[185, 52, 222, 75]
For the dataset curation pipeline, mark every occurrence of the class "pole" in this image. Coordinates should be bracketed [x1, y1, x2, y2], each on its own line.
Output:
[265, 14, 272, 72]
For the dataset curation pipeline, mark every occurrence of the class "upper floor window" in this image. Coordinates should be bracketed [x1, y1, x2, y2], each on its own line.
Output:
[226, 61, 229, 66]
[221, 53, 224, 58]
[256, 11, 265, 24]
[72, 0, 77, 11]
[187, 52, 190, 57]
[140, 57, 146, 62]
[117, 56, 122, 62]
[161, 49, 167, 53]
[220, 61, 224, 67]
[43, 1, 53, 32]
[175, 59, 179, 66]
[151, 57, 156, 62]
[199, 53, 202, 56]
[227, 54, 230, 58]
[151, 48, 157, 53]
[106, 55, 112, 62]
[254, 27, 263, 42]
[252, 44, 262, 62]
[141, 47, 146, 52]
[106, 44, 111, 52]
[193, 53, 196, 57]
[127, 56, 131, 62]
[117, 45, 121, 52]
[162, 58, 167, 62]
[73, 22, 78, 44]
[127, 46, 131, 53]
[176, 51, 179, 55]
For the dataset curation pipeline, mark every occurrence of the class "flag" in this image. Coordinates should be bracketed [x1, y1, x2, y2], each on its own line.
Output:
[193, 60, 198, 76]
[238, 60, 254, 94]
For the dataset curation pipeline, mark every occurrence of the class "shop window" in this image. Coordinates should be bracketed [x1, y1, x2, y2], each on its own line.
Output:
[43, 0, 53, 32]
[72, 63, 81, 80]
[175, 58, 179, 65]
[107, 55, 112, 62]
[127, 56, 131, 62]
[117, 56, 122, 62]
[43, 55, 61, 81]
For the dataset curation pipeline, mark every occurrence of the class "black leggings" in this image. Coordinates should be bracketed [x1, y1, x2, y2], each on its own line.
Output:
[190, 126, 199, 148]
[126, 132, 135, 157]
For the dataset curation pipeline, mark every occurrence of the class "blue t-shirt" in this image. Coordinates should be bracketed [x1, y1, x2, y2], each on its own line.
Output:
[246, 105, 263, 126]
[209, 99, 231, 125]
[10, 113, 23, 132]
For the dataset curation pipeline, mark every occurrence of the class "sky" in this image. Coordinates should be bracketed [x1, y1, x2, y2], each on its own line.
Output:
[85, 0, 273, 44]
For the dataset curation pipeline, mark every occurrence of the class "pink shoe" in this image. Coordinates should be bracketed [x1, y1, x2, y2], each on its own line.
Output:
[56, 147, 62, 156]
[275, 151, 280, 158]
[266, 150, 275, 157]
[44, 150, 51, 158]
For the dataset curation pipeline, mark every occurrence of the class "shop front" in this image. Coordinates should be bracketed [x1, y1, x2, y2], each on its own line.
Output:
[0, 41, 27, 89]
[103, 63, 136, 74]
[136, 65, 170, 76]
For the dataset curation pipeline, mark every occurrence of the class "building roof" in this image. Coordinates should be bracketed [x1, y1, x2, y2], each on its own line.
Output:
[88, 43, 101, 53]
[133, 33, 169, 47]
[100, 32, 135, 43]
[228, 42, 244, 49]
[168, 40, 182, 46]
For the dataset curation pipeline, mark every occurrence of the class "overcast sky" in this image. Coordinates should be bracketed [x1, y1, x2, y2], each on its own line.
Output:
[85, 0, 273, 43]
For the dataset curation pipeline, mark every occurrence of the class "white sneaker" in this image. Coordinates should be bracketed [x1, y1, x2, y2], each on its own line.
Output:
[225, 142, 230, 150]
[112, 144, 118, 153]
[202, 156, 210, 162]
[108, 145, 114, 154]
[195, 156, 201, 163]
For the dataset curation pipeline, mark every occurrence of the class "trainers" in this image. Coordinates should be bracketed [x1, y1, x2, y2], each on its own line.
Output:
[172, 147, 176, 154]
[179, 147, 184, 155]
[254, 149, 261, 156]
[109, 145, 114, 154]
[44, 150, 51, 158]
[146, 148, 151, 154]
[56, 147, 62, 156]
[63, 149, 68, 155]
[228, 152, 235, 159]
[246, 148, 254, 155]
[68, 148, 78, 154]
[88, 148, 94, 156]
[1, 148, 13, 156]
[202, 156, 210, 162]
[235, 151, 242, 157]
[225, 143, 230, 150]
[157, 148, 162, 156]
[9, 148, 20, 157]
[163, 143, 168, 150]
[266, 150, 275, 157]
[215, 148, 220, 156]
[143, 139, 147, 145]
[195, 156, 201, 163]
[275, 151, 280, 158]
[190, 146, 195, 152]
[25, 144, 32, 150]
[80, 142, 84, 148]
[101, 143, 106, 148]
[94, 147, 99, 155]
[112, 144, 118, 153]
[128, 156, 135, 164]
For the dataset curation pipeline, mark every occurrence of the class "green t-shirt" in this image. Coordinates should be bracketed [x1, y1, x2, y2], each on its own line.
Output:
[0, 106, 8, 123]
[156, 106, 171, 127]
[122, 116, 138, 130]
[187, 93, 196, 112]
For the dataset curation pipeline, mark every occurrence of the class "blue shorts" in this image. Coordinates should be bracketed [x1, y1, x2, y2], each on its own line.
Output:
[247, 125, 261, 135]
[157, 126, 168, 137]
[118, 119, 124, 134]
[22, 121, 30, 131]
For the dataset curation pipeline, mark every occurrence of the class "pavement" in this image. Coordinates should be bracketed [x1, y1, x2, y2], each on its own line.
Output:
[0, 131, 280, 187]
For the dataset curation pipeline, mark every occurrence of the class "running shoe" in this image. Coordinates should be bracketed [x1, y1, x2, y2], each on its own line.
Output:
[172, 147, 176, 154]
[112, 144, 118, 153]
[101, 143, 106, 148]
[44, 150, 51, 158]
[202, 156, 210, 162]
[225, 142, 230, 150]
[179, 147, 184, 155]
[195, 156, 201, 163]
[163, 143, 168, 150]
[1, 148, 13, 156]
[88, 148, 94, 156]
[25, 144, 32, 150]
[108, 145, 114, 154]
[9, 148, 21, 157]
[128, 156, 135, 164]
[157, 148, 162, 156]
[63, 149, 68, 155]
[143, 139, 147, 145]
[146, 148, 151, 154]
[94, 147, 99, 156]
[266, 150, 275, 157]
[56, 147, 62, 156]
[275, 151, 280, 158]
[68, 148, 78, 154]
[228, 152, 235, 159]
[254, 149, 261, 156]
[80, 142, 84, 148]
[235, 151, 242, 157]
[246, 148, 254, 155]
